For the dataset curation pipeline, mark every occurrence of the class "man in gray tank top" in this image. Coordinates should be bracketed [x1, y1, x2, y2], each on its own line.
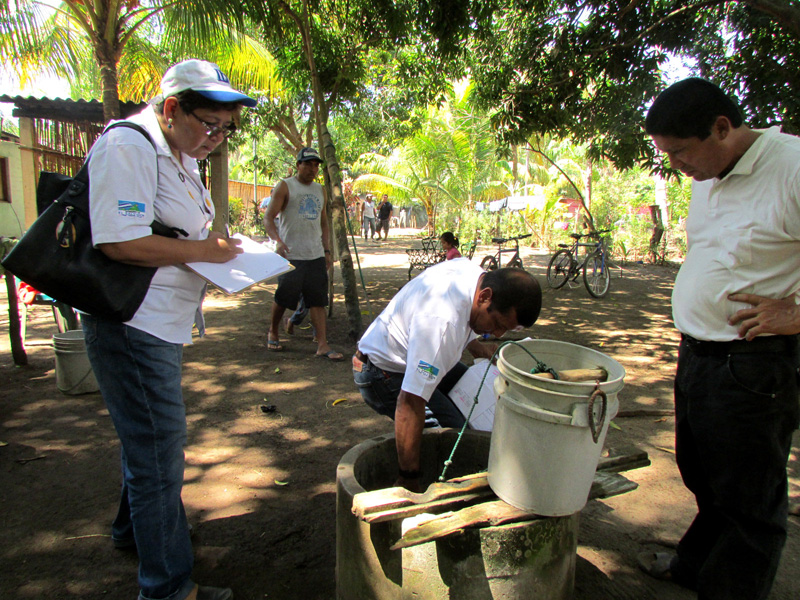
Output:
[263, 147, 343, 360]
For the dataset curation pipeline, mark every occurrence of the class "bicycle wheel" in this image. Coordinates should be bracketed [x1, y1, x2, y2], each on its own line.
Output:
[546, 249, 572, 289]
[480, 255, 499, 271]
[508, 256, 524, 269]
[583, 252, 611, 298]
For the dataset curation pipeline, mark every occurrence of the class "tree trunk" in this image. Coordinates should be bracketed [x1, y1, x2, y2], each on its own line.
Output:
[296, 0, 362, 339]
[316, 120, 362, 339]
[97, 47, 121, 122]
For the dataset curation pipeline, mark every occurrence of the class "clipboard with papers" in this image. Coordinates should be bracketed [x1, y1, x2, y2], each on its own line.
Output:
[185, 233, 293, 295]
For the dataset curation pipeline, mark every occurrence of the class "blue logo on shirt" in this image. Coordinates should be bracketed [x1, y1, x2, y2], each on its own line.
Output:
[298, 195, 321, 220]
[118, 200, 147, 219]
[416, 361, 440, 380]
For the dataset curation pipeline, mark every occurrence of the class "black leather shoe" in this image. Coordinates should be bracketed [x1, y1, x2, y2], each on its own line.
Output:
[196, 585, 233, 600]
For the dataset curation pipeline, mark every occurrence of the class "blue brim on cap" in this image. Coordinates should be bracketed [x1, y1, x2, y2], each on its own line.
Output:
[196, 89, 257, 107]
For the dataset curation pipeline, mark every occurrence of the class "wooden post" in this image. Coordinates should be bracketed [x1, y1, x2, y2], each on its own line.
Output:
[18, 117, 39, 230]
[4, 273, 28, 366]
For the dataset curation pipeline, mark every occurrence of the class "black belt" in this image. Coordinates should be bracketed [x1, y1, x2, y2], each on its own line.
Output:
[355, 349, 369, 362]
[681, 334, 799, 357]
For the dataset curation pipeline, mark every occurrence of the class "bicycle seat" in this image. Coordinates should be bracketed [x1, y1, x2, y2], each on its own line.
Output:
[569, 233, 582, 239]
[491, 237, 508, 244]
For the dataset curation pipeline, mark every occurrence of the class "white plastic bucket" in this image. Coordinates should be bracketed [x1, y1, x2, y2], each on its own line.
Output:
[487, 339, 625, 516]
[53, 331, 99, 395]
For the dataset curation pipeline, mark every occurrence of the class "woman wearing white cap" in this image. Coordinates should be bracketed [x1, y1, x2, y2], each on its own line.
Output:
[82, 59, 256, 600]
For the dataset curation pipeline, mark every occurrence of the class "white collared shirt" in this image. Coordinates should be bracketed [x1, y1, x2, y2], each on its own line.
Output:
[358, 259, 482, 401]
[88, 106, 214, 344]
[672, 127, 800, 341]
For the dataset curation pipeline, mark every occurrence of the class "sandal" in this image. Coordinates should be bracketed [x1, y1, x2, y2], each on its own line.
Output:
[267, 339, 283, 352]
[316, 349, 344, 361]
[637, 551, 675, 581]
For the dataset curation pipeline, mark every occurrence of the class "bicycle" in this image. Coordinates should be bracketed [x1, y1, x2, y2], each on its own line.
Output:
[480, 234, 531, 270]
[546, 229, 612, 298]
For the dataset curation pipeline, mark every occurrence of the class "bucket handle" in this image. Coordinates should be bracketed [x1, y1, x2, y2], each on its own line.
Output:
[588, 384, 607, 443]
[499, 391, 600, 429]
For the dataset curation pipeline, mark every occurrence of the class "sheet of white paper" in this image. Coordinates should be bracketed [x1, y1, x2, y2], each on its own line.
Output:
[448, 360, 500, 432]
[185, 233, 293, 295]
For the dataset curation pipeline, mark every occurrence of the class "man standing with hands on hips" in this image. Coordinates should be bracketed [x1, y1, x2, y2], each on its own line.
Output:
[639, 77, 800, 600]
[264, 147, 343, 360]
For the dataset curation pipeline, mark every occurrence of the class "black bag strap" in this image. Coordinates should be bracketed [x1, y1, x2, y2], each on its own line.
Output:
[61, 122, 155, 212]
[63, 121, 185, 239]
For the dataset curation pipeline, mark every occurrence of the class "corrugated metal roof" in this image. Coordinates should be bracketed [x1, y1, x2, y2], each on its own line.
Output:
[0, 95, 147, 123]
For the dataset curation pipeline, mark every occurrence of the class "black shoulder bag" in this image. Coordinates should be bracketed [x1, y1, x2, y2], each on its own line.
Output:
[1, 122, 185, 322]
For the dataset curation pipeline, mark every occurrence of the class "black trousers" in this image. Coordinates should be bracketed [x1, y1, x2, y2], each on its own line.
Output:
[673, 335, 800, 600]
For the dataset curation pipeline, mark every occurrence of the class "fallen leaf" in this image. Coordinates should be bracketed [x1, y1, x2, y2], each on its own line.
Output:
[274, 480, 289, 486]
[332, 398, 347, 406]
[609, 421, 621, 431]
[274, 367, 281, 374]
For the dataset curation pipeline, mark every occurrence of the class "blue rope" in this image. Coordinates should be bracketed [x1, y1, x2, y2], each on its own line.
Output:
[438, 340, 556, 481]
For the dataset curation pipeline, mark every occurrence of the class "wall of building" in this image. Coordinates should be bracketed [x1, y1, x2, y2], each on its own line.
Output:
[0, 139, 25, 238]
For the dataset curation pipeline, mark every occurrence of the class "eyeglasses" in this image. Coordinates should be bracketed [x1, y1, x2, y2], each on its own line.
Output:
[189, 112, 237, 139]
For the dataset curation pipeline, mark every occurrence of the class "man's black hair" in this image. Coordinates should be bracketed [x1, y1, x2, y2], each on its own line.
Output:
[155, 89, 239, 115]
[481, 268, 542, 327]
[645, 78, 743, 140]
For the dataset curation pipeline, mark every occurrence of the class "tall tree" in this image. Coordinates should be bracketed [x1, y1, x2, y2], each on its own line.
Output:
[467, 0, 800, 172]
[244, 0, 465, 338]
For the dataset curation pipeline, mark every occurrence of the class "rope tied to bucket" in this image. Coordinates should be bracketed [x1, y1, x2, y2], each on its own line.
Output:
[529, 357, 558, 379]
[438, 340, 556, 482]
[588, 381, 608, 444]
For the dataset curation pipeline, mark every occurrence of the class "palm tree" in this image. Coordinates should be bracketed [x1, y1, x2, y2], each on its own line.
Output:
[352, 80, 507, 232]
[1, 0, 281, 120]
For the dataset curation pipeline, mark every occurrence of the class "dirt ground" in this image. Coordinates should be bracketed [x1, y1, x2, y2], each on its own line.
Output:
[1, 230, 799, 600]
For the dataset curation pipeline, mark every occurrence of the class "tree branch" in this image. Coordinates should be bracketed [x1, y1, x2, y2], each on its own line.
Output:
[744, 0, 800, 38]
[593, 0, 727, 51]
[526, 143, 595, 230]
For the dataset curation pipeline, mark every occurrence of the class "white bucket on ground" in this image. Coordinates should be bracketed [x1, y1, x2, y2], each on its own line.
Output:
[53, 330, 99, 395]
[488, 339, 625, 516]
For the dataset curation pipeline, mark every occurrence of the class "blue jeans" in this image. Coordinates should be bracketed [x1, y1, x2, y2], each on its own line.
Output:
[82, 315, 195, 600]
[673, 336, 800, 600]
[290, 295, 309, 326]
[363, 216, 376, 238]
[353, 356, 466, 428]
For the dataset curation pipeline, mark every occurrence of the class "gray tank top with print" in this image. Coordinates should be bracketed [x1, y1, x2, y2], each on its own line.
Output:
[279, 176, 325, 260]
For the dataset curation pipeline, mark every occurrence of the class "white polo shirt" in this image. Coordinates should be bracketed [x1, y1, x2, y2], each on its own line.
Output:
[358, 259, 482, 401]
[88, 106, 214, 344]
[672, 127, 800, 341]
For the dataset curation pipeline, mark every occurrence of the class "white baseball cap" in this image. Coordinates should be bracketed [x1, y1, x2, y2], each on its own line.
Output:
[156, 59, 257, 107]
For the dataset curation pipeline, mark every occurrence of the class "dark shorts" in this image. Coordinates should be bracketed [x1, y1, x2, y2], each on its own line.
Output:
[274, 257, 328, 309]
[379, 218, 390, 233]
